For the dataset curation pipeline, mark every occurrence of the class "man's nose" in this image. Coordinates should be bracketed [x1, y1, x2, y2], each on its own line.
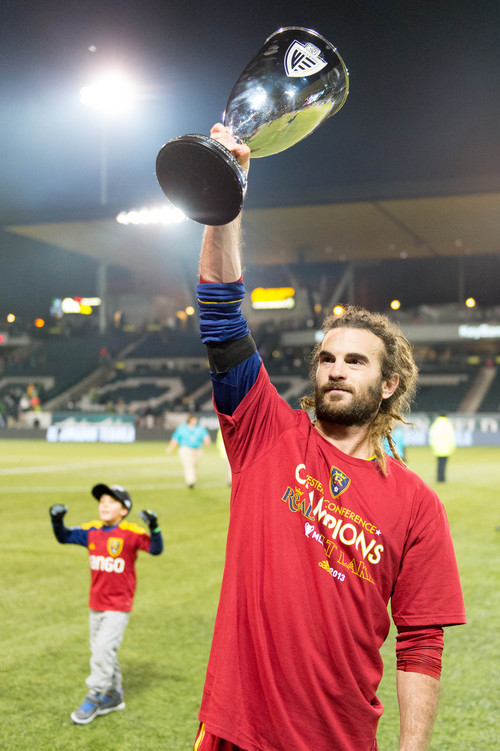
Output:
[328, 360, 347, 379]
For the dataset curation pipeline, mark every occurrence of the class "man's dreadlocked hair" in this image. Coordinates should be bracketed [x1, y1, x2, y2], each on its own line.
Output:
[300, 305, 418, 475]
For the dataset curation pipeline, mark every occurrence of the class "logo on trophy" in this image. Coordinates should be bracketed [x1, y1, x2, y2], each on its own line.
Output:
[155, 27, 349, 225]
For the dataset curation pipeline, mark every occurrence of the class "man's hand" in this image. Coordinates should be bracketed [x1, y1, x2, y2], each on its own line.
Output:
[49, 504, 68, 523]
[210, 123, 251, 173]
[139, 509, 160, 532]
[397, 670, 440, 750]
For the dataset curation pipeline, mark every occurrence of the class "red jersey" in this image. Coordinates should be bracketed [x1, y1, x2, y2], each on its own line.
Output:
[200, 364, 466, 751]
[82, 520, 151, 612]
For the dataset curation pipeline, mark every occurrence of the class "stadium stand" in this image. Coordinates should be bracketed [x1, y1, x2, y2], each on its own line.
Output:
[412, 364, 479, 413]
[473, 367, 500, 412]
[1, 336, 103, 402]
[1, 303, 500, 429]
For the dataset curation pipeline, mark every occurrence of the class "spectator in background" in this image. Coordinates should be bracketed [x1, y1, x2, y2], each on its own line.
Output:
[429, 414, 456, 482]
[115, 396, 127, 415]
[99, 345, 110, 365]
[19, 391, 30, 413]
[5, 392, 20, 426]
[144, 405, 155, 429]
[29, 384, 41, 411]
[166, 414, 211, 488]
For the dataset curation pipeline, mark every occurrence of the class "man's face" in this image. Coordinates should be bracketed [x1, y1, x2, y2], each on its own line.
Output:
[314, 327, 397, 427]
[98, 494, 128, 526]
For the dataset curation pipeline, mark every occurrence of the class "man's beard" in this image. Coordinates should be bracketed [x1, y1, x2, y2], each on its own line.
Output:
[314, 380, 383, 427]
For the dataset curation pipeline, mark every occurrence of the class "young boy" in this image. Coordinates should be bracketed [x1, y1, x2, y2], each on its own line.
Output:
[49, 483, 163, 725]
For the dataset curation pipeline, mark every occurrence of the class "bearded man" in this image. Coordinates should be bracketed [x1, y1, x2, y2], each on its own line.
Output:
[191, 124, 466, 751]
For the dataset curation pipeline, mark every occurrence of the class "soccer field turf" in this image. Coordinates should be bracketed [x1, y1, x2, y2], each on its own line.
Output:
[1, 440, 498, 750]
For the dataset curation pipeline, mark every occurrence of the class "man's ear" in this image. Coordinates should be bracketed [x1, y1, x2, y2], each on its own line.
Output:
[382, 373, 399, 400]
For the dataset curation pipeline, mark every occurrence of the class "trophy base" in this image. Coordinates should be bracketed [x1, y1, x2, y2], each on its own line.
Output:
[156, 134, 247, 225]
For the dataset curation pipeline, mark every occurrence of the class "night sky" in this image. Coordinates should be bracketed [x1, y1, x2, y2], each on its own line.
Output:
[1, 0, 499, 211]
[0, 1, 499, 316]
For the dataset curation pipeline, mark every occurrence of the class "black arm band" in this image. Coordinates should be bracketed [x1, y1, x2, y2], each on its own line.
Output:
[206, 334, 257, 374]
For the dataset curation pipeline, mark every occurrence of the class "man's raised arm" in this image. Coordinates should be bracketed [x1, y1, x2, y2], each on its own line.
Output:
[196, 124, 260, 416]
[199, 124, 250, 283]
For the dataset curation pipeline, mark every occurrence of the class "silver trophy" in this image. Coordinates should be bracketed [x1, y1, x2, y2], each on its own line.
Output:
[156, 27, 349, 225]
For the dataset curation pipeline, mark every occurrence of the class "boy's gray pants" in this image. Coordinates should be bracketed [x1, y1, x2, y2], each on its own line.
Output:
[86, 610, 130, 697]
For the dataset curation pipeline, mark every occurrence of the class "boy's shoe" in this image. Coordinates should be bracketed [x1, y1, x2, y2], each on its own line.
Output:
[71, 694, 101, 725]
[98, 689, 126, 715]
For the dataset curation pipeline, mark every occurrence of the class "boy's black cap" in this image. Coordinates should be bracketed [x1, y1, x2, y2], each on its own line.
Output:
[92, 483, 132, 512]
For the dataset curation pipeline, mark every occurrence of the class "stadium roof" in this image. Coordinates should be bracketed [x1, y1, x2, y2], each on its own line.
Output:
[3, 191, 499, 297]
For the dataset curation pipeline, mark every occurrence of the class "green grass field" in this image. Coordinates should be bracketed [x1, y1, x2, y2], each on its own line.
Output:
[1, 439, 498, 750]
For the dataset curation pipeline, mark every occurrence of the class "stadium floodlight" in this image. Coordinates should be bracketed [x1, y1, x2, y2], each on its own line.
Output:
[79, 71, 138, 116]
[115, 206, 186, 225]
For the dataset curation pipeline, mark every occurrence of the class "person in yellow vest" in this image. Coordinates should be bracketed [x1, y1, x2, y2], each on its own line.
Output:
[429, 414, 456, 482]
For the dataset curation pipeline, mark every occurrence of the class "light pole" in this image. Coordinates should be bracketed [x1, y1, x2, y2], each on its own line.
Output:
[99, 116, 108, 206]
[79, 72, 138, 205]
[79, 72, 138, 333]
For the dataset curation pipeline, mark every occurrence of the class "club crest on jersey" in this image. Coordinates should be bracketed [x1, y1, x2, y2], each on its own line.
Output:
[330, 467, 351, 497]
[107, 537, 124, 557]
[284, 40, 327, 78]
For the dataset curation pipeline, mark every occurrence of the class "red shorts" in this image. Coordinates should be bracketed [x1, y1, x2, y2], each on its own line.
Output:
[194, 723, 246, 751]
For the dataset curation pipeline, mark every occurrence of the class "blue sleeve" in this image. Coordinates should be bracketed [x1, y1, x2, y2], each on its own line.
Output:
[212, 351, 261, 416]
[51, 522, 89, 546]
[197, 280, 261, 416]
[197, 281, 249, 344]
[149, 530, 164, 555]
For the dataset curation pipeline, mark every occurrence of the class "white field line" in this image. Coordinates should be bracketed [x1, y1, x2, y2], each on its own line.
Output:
[0, 481, 227, 492]
[0, 456, 174, 475]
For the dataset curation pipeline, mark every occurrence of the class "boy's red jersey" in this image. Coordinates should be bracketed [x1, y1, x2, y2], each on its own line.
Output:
[82, 520, 151, 612]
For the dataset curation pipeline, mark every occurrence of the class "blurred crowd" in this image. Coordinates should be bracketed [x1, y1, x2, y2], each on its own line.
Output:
[0, 382, 44, 428]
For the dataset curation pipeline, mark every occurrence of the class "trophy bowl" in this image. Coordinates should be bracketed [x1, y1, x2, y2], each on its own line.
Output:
[156, 27, 349, 225]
